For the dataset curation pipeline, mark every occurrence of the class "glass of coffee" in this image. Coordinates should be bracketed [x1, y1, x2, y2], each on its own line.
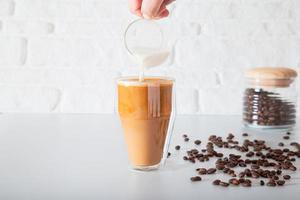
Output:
[117, 76, 175, 171]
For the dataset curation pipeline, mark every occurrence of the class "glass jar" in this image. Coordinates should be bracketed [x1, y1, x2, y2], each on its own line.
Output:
[243, 67, 298, 129]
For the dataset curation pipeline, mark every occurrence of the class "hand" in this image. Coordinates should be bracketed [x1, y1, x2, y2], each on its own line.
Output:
[129, 0, 175, 19]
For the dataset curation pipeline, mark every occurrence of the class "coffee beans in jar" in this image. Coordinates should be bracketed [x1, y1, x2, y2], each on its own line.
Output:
[243, 67, 297, 129]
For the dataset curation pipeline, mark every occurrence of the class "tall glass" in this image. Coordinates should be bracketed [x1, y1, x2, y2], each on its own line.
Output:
[117, 76, 175, 171]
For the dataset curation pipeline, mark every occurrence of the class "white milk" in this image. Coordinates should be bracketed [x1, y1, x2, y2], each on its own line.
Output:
[130, 47, 170, 81]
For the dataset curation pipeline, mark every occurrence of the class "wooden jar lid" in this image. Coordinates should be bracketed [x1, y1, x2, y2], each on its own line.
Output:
[245, 67, 297, 87]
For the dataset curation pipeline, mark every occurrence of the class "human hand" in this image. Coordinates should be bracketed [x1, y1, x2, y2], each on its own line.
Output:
[128, 0, 175, 19]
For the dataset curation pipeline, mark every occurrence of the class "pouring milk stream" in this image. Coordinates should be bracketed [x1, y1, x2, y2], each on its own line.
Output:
[130, 47, 170, 81]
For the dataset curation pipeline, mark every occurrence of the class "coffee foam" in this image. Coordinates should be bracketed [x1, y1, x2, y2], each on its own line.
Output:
[117, 77, 174, 86]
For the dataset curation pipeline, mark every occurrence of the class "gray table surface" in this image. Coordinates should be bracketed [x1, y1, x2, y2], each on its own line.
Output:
[0, 114, 299, 200]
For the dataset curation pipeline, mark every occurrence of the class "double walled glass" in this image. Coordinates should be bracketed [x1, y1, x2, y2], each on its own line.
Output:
[117, 76, 175, 171]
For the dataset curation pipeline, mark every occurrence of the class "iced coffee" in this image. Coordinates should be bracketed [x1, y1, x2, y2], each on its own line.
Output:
[117, 77, 175, 170]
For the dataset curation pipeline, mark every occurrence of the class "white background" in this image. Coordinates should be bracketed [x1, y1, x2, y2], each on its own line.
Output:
[0, 0, 300, 114]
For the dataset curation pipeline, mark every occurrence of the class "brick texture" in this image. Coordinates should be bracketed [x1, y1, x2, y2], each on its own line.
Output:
[0, 0, 299, 114]
[0, 37, 27, 65]
[0, 0, 14, 16]
[4, 20, 54, 35]
[0, 85, 61, 112]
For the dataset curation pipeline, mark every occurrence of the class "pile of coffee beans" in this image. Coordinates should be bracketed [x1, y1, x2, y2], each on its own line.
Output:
[243, 88, 296, 126]
[171, 131, 300, 187]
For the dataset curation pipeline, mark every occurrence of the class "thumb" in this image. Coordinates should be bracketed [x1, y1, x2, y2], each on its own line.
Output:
[141, 0, 164, 19]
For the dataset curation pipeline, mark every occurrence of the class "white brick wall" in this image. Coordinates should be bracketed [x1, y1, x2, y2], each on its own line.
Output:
[0, 0, 300, 114]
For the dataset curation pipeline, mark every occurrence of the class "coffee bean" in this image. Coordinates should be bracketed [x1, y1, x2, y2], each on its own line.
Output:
[283, 148, 290, 152]
[241, 182, 251, 187]
[244, 169, 251, 177]
[216, 164, 225, 170]
[283, 175, 291, 180]
[260, 180, 265, 186]
[227, 133, 235, 140]
[256, 152, 263, 157]
[246, 151, 254, 157]
[239, 172, 246, 178]
[276, 180, 285, 186]
[239, 178, 245, 183]
[183, 156, 188, 161]
[242, 133, 249, 137]
[213, 179, 221, 185]
[220, 182, 230, 187]
[278, 142, 284, 147]
[290, 142, 299, 146]
[197, 168, 207, 175]
[216, 153, 224, 157]
[283, 136, 290, 140]
[207, 168, 217, 174]
[276, 170, 282, 175]
[286, 132, 291, 135]
[198, 157, 204, 162]
[184, 138, 189, 142]
[282, 164, 289, 170]
[244, 179, 252, 184]
[175, 145, 180, 150]
[208, 135, 216, 140]
[223, 168, 230, 174]
[239, 162, 247, 168]
[229, 178, 240, 186]
[183, 134, 188, 138]
[167, 152, 171, 157]
[251, 171, 260, 179]
[251, 164, 260, 170]
[289, 166, 297, 171]
[190, 176, 202, 182]
[227, 162, 237, 168]
[194, 140, 201, 145]
[267, 180, 276, 187]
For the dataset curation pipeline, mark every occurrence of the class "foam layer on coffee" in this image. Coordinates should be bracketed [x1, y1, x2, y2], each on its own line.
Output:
[118, 77, 173, 86]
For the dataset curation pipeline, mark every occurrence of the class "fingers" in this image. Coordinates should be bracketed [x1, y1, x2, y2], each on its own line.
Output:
[155, 0, 173, 19]
[164, 0, 175, 6]
[128, 0, 143, 17]
[156, 4, 168, 18]
[157, 9, 169, 18]
[128, 0, 175, 19]
[141, 0, 165, 19]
